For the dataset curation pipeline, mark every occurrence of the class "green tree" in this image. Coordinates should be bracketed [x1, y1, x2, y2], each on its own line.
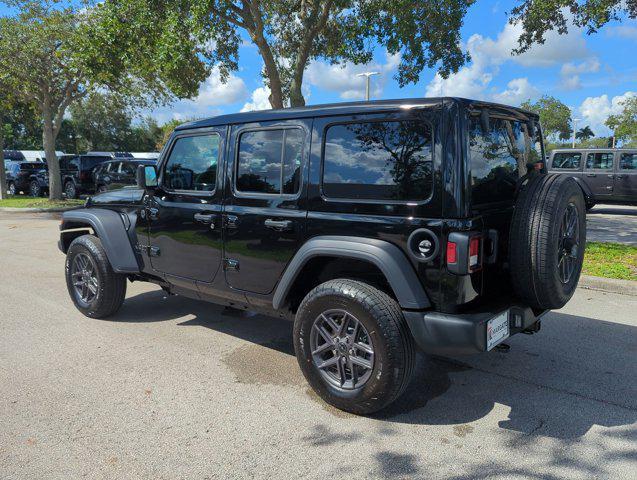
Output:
[575, 125, 594, 142]
[521, 96, 573, 142]
[606, 96, 637, 146]
[509, 1, 637, 54]
[0, 1, 203, 199]
[69, 92, 134, 152]
[98, 0, 475, 108]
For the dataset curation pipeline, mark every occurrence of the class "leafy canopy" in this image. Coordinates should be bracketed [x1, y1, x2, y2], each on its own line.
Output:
[606, 96, 637, 146]
[521, 96, 573, 141]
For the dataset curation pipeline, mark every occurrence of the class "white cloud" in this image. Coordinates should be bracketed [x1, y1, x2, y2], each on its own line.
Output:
[560, 57, 600, 90]
[424, 17, 593, 105]
[241, 86, 272, 112]
[608, 25, 637, 40]
[305, 51, 401, 100]
[147, 67, 248, 122]
[491, 78, 540, 104]
[577, 91, 637, 136]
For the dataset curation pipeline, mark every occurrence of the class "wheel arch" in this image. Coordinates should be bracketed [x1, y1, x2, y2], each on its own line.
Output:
[571, 176, 595, 206]
[59, 209, 139, 274]
[272, 236, 431, 311]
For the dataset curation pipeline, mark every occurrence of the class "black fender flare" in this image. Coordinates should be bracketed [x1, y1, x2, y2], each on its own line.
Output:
[59, 208, 139, 274]
[272, 236, 431, 310]
[571, 176, 594, 204]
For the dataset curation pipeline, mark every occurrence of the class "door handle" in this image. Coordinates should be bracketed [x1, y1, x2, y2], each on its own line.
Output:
[617, 174, 627, 179]
[264, 219, 293, 231]
[607, 174, 614, 178]
[194, 213, 215, 228]
[586, 173, 596, 177]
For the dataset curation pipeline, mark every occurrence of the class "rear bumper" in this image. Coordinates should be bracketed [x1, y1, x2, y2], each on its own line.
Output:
[403, 303, 547, 356]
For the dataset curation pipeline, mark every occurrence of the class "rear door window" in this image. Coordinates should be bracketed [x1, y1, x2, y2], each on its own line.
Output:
[619, 153, 637, 170]
[552, 152, 582, 170]
[322, 119, 433, 201]
[585, 152, 614, 170]
[236, 128, 303, 195]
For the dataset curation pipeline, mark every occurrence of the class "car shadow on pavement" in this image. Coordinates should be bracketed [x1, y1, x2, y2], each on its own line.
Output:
[115, 290, 637, 441]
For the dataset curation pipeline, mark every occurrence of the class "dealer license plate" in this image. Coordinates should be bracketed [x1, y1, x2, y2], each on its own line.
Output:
[486, 310, 510, 351]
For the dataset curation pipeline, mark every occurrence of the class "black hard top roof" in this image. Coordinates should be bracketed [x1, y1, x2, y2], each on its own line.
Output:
[176, 97, 537, 131]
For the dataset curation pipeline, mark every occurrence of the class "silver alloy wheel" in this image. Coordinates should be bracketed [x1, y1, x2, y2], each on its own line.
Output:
[310, 309, 374, 390]
[8, 182, 15, 195]
[557, 202, 580, 284]
[71, 252, 99, 304]
[65, 182, 76, 198]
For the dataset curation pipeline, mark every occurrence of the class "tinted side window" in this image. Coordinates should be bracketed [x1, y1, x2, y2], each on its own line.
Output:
[470, 116, 540, 205]
[552, 152, 581, 169]
[236, 128, 303, 195]
[121, 162, 137, 175]
[322, 120, 433, 201]
[620, 153, 637, 170]
[586, 153, 613, 170]
[164, 134, 219, 191]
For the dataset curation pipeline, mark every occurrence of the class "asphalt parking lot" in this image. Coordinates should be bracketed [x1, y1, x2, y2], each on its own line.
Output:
[587, 204, 637, 245]
[1, 212, 636, 480]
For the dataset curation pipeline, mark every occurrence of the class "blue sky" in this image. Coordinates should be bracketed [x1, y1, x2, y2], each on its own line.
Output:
[3, 1, 636, 136]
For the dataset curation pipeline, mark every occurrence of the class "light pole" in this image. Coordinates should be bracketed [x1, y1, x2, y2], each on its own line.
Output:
[572, 118, 581, 148]
[356, 71, 380, 101]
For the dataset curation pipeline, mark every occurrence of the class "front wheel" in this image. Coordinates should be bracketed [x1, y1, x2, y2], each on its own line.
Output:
[65, 235, 127, 318]
[7, 182, 16, 195]
[294, 279, 415, 415]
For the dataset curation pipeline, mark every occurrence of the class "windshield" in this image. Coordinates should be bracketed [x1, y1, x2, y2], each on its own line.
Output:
[20, 163, 47, 171]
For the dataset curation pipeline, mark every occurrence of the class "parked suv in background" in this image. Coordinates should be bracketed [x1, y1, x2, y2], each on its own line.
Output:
[93, 159, 156, 193]
[59, 98, 586, 414]
[548, 148, 637, 208]
[59, 154, 114, 198]
[6, 161, 49, 196]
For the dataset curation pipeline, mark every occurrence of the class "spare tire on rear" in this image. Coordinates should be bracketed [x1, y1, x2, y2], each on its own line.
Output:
[509, 174, 586, 310]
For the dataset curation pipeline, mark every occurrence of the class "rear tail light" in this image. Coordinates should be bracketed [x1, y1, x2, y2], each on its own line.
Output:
[446, 241, 458, 264]
[469, 236, 481, 271]
[446, 232, 483, 274]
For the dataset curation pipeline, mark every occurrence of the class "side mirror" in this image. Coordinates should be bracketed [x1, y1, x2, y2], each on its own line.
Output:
[137, 164, 158, 189]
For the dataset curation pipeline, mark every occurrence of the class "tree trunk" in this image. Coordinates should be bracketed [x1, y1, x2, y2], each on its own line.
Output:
[0, 117, 6, 200]
[42, 104, 62, 200]
[289, 76, 306, 108]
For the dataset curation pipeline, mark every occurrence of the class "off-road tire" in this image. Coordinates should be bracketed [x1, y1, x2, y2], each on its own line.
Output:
[29, 180, 42, 197]
[294, 279, 415, 415]
[510, 174, 586, 310]
[64, 180, 77, 199]
[65, 235, 127, 318]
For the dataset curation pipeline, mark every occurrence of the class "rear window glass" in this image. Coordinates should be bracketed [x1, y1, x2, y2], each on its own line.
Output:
[82, 157, 109, 170]
[586, 152, 613, 170]
[322, 120, 433, 201]
[619, 153, 637, 170]
[236, 128, 303, 195]
[469, 115, 542, 206]
[20, 163, 47, 170]
[552, 152, 581, 170]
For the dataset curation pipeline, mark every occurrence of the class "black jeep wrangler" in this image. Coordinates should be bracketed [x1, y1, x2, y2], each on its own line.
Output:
[59, 98, 586, 414]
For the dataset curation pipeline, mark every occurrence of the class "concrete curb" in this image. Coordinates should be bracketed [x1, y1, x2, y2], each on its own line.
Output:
[578, 275, 637, 296]
[0, 206, 82, 213]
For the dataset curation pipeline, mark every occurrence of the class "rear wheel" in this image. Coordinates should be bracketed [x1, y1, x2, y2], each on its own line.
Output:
[64, 181, 77, 199]
[509, 174, 586, 310]
[29, 180, 42, 197]
[294, 279, 415, 414]
[65, 235, 127, 318]
[7, 182, 16, 195]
